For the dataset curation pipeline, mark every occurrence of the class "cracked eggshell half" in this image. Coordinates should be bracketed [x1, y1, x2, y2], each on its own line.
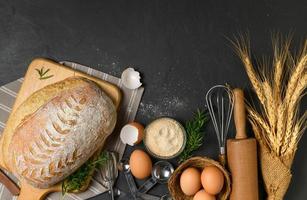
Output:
[120, 122, 144, 146]
[121, 68, 142, 89]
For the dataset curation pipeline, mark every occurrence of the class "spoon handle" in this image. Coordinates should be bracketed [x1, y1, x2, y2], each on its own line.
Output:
[110, 187, 160, 200]
[138, 178, 157, 194]
[137, 192, 160, 200]
[124, 171, 138, 199]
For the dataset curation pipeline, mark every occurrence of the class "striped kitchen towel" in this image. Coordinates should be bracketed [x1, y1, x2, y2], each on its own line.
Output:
[0, 61, 144, 200]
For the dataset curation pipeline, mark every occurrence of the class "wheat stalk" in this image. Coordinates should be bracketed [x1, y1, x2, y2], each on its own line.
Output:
[284, 40, 307, 104]
[230, 35, 266, 106]
[249, 118, 271, 150]
[282, 112, 307, 156]
[272, 34, 291, 105]
[247, 107, 277, 152]
[263, 80, 276, 131]
[243, 56, 266, 106]
[276, 103, 287, 155]
[273, 60, 283, 102]
[283, 74, 307, 154]
[284, 55, 307, 103]
[262, 80, 286, 154]
[233, 35, 307, 159]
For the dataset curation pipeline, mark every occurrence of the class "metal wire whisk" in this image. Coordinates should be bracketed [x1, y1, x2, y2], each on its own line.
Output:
[100, 151, 118, 200]
[205, 85, 234, 166]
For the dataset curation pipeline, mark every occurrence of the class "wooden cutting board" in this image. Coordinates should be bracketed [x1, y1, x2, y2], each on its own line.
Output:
[0, 58, 122, 200]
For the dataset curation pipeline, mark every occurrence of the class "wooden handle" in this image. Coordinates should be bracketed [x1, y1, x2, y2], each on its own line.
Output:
[0, 169, 20, 195]
[219, 154, 226, 167]
[233, 88, 247, 139]
[18, 181, 61, 200]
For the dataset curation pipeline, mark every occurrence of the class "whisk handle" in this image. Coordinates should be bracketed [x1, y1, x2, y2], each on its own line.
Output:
[219, 154, 226, 167]
[233, 88, 247, 139]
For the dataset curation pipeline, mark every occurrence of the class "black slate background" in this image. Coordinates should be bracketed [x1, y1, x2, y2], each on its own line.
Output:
[0, 0, 306, 199]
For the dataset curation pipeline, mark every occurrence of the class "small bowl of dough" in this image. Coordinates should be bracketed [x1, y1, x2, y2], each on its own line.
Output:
[143, 117, 186, 159]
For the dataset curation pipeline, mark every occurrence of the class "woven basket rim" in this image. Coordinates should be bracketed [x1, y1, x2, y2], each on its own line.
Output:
[168, 156, 231, 200]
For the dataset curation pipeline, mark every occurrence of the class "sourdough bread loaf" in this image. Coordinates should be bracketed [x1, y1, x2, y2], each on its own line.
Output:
[3, 77, 117, 188]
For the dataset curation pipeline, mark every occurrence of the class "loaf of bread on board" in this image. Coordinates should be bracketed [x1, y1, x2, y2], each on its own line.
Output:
[1, 77, 117, 188]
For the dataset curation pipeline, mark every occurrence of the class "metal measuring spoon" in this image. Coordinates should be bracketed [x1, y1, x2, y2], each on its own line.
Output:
[112, 188, 172, 200]
[160, 194, 173, 200]
[138, 161, 174, 194]
[119, 160, 161, 200]
[119, 159, 139, 199]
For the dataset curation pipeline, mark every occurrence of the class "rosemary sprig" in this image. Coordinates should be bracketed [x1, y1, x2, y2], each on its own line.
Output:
[62, 151, 109, 196]
[35, 67, 54, 80]
[179, 109, 209, 163]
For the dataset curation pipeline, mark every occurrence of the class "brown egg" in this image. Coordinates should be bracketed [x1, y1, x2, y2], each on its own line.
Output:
[193, 189, 216, 200]
[180, 167, 202, 196]
[129, 149, 152, 179]
[201, 166, 224, 195]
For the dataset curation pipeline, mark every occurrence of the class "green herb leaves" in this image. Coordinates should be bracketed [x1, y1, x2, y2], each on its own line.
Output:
[179, 109, 209, 163]
[62, 151, 109, 195]
[35, 67, 54, 80]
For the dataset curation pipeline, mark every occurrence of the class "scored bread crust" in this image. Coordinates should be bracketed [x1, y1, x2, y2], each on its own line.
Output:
[4, 77, 117, 188]
[2, 77, 88, 169]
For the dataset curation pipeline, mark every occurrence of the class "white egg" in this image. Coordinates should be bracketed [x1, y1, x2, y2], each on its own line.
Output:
[121, 68, 142, 89]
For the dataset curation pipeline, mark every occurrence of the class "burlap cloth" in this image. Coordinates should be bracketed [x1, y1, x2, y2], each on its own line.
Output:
[259, 141, 293, 200]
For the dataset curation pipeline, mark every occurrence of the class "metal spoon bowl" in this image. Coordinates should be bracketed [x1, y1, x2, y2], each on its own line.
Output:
[138, 161, 174, 194]
[152, 161, 174, 183]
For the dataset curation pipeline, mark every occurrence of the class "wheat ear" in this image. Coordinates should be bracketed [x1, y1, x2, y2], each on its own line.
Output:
[284, 40, 307, 103]
[272, 35, 291, 105]
[230, 35, 266, 106]
[276, 103, 287, 155]
[263, 80, 276, 133]
[249, 119, 269, 148]
[282, 112, 307, 156]
[247, 108, 276, 152]
[283, 74, 307, 152]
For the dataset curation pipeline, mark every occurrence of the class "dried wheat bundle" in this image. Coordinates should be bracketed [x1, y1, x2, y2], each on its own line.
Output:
[231, 34, 306, 200]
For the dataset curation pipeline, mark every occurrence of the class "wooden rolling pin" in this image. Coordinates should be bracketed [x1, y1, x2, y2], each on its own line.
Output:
[227, 88, 258, 200]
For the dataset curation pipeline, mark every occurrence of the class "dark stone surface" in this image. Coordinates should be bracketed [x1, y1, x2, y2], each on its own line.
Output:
[0, 0, 306, 199]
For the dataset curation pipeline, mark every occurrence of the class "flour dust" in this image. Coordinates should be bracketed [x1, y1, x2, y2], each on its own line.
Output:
[138, 96, 186, 121]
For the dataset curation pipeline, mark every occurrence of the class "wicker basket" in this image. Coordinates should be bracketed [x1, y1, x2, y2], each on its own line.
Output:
[168, 157, 231, 200]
